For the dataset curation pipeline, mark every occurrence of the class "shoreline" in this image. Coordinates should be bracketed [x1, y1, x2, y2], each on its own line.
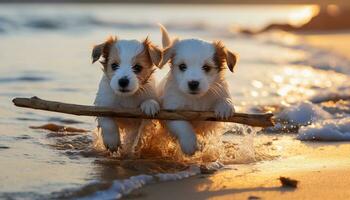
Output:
[139, 139, 350, 199]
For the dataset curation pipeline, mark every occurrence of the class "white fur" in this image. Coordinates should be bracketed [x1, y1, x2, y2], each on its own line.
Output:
[94, 39, 160, 154]
[158, 27, 236, 155]
[110, 40, 144, 96]
[171, 39, 219, 97]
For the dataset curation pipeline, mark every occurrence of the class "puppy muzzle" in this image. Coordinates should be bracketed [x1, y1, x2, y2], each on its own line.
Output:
[110, 76, 138, 96]
[188, 80, 200, 94]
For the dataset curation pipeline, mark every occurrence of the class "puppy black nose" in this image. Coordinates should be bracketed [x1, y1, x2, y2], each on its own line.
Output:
[118, 77, 129, 88]
[188, 81, 199, 91]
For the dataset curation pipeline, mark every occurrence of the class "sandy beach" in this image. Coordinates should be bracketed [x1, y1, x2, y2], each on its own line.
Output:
[141, 138, 350, 200]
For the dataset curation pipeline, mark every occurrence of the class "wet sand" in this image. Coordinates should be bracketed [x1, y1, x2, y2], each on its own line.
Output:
[140, 140, 350, 200]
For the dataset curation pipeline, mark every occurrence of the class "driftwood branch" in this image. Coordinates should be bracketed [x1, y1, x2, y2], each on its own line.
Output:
[12, 96, 274, 127]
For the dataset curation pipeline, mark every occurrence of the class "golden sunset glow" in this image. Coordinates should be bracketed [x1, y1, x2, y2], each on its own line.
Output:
[2, 2, 350, 200]
[288, 5, 320, 26]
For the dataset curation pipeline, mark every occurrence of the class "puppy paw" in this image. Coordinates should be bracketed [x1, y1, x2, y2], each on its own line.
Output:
[214, 99, 235, 119]
[178, 133, 198, 156]
[140, 99, 160, 116]
[100, 125, 120, 152]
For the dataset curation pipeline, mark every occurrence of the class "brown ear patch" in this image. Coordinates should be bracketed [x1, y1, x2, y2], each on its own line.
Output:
[226, 50, 238, 72]
[92, 36, 116, 65]
[159, 46, 175, 68]
[92, 44, 104, 64]
[213, 41, 226, 71]
[142, 37, 162, 67]
[134, 43, 153, 68]
[133, 39, 159, 85]
[213, 41, 238, 72]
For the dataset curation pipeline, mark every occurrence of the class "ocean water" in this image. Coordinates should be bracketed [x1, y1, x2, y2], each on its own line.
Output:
[0, 3, 349, 199]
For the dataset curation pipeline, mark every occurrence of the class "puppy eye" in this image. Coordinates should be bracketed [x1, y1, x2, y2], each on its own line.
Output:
[111, 63, 119, 71]
[133, 64, 143, 74]
[179, 63, 187, 72]
[202, 65, 211, 72]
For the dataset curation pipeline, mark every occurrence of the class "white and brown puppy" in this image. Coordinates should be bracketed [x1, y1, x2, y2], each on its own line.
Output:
[158, 26, 238, 155]
[92, 36, 162, 153]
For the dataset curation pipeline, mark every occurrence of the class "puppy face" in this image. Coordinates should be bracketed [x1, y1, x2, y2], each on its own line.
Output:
[92, 37, 161, 96]
[161, 39, 237, 97]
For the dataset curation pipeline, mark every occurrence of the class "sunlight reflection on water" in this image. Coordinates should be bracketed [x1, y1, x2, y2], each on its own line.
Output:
[0, 3, 348, 199]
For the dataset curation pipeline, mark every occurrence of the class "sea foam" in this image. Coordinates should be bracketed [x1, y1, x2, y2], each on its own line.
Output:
[278, 101, 331, 125]
[78, 164, 209, 200]
[297, 117, 350, 141]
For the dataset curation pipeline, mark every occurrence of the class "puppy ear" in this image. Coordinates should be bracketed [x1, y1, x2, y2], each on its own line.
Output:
[159, 46, 174, 68]
[91, 36, 116, 64]
[213, 41, 238, 73]
[92, 43, 104, 64]
[225, 49, 238, 72]
[159, 24, 171, 48]
[148, 45, 162, 67]
[143, 37, 162, 67]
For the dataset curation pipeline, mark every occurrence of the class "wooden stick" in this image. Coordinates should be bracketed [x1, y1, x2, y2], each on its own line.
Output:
[12, 96, 274, 127]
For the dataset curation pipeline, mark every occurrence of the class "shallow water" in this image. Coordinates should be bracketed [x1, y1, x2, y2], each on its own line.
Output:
[0, 3, 349, 199]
